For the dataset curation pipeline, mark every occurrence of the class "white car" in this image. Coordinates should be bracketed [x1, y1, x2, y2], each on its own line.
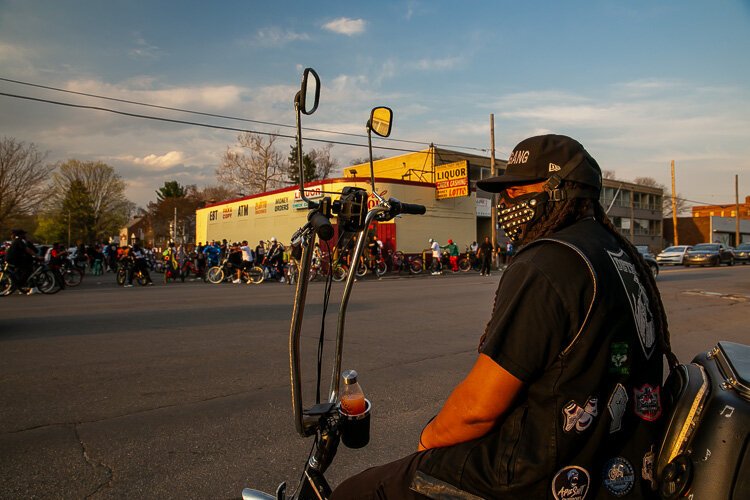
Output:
[656, 245, 692, 265]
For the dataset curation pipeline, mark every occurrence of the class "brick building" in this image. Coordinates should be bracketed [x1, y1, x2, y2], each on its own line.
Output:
[663, 195, 750, 247]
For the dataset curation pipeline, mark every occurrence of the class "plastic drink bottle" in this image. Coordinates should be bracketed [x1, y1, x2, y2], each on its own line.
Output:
[340, 369, 366, 415]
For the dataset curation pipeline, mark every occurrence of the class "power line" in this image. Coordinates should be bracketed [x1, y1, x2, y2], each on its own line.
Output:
[0, 91, 431, 154]
[0, 76, 489, 153]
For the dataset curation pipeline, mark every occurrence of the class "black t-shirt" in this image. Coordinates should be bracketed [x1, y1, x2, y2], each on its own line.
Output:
[479, 240, 493, 257]
[480, 243, 592, 382]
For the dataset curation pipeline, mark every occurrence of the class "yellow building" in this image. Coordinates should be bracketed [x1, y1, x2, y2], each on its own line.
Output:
[195, 147, 506, 254]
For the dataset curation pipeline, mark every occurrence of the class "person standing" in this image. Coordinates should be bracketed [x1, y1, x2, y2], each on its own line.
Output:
[477, 236, 494, 276]
[428, 238, 441, 275]
[443, 239, 460, 272]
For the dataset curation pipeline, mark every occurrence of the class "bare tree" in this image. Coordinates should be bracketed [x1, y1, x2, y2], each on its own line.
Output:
[217, 132, 285, 195]
[308, 143, 339, 180]
[0, 137, 53, 233]
[48, 159, 132, 241]
[633, 176, 688, 216]
[602, 169, 618, 180]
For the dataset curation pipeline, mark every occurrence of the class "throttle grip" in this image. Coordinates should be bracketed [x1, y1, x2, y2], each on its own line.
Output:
[309, 212, 334, 241]
[398, 202, 426, 215]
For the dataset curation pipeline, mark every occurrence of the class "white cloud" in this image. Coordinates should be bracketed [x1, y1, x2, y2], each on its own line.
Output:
[322, 17, 366, 36]
[65, 79, 246, 110]
[252, 27, 310, 47]
[131, 151, 185, 169]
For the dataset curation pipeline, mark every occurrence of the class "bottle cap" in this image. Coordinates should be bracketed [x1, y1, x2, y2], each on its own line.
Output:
[342, 369, 358, 384]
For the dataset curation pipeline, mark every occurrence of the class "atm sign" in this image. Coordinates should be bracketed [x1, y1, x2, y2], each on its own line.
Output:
[435, 161, 469, 200]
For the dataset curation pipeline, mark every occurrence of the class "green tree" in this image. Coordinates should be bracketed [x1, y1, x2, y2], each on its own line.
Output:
[287, 145, 319, 185]
[156, 180, 187, 201]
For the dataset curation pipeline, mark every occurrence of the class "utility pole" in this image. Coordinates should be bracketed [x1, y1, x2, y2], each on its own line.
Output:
[671, 160, 679, 245]
[736, 174, 741, 246]
[173, 207, 178, 243]
[67, 211, 71, 248]
[489, 114, 497, 260]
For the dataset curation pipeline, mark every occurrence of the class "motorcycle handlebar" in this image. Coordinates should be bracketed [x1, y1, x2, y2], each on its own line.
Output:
[309, 211, 334, 241]
[389, 199, 426, 216]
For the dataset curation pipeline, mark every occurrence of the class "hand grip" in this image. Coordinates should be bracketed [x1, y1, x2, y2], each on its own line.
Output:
[309, 212, 334, 241]
[398, 202, 426, 215]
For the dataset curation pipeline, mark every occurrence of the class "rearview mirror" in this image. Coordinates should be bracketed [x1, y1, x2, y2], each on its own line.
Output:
[297, 68, 320, 115]
[368, 107, 393, 137]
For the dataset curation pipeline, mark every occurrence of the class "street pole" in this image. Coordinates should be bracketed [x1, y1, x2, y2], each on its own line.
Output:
[489, 113, 497, 266]
[671, 160, 679, 245]
[67, 211, 71, 248]
[173, 207, 177, 244]
[736, 174, 740, 246]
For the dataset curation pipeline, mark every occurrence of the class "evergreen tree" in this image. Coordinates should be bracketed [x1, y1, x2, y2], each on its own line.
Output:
[287, 145, 319, 185]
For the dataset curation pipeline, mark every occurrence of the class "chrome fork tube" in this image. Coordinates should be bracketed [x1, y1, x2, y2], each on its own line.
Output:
[289, 230, 316, 437]
[329, 207, 385, 402]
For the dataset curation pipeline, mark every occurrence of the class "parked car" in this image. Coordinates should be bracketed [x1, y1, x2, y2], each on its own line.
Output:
[636, 245, 659, 278]
[734, 243, 750, 264]
[656, 245, 692, 265]
[683, 243, 735, 267]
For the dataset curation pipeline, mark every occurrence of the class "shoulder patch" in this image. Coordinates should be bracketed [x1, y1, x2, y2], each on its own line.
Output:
[606, 249, 655, 359]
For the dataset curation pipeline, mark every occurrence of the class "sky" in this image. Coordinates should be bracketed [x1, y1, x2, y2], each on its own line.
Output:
[1, 0, 749, 209]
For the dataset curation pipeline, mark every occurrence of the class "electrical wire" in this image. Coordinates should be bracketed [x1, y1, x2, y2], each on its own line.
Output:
[0, 76, 490, 153]
[0, 91, 427, 153]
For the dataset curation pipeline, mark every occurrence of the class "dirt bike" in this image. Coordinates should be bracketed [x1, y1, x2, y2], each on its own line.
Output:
[241, 68, 425, 500]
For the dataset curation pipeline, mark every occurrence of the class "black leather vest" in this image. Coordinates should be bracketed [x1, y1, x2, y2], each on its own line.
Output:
[414, 218, 664, 499]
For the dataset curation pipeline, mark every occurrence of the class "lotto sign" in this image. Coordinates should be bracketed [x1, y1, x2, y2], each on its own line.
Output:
[293, 187, 323, 209]
[435, 160, 469, 200]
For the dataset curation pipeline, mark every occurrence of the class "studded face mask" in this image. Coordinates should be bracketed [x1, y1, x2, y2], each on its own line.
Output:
[498, 192, 548, 244]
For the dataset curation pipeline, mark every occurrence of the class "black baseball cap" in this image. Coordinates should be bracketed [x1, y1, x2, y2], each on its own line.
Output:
[477, 134, 602, 193]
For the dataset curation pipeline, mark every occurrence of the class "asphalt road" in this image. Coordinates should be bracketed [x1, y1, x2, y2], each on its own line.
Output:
[1, 264, 749, 499]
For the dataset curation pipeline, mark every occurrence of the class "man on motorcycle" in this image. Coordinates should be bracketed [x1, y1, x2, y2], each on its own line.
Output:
[125, 239, 153, 287]
[333, 135, 673, 499]
[5, 228, 39, 294]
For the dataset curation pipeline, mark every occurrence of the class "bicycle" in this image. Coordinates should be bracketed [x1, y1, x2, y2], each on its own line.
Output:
[388, 250, 423, 275]
[457, 248, 480, 272]
[208, 257, 264, 284]
[1, 260, 62, 295]
[57, 259, 84, 287]
[116, 258, 148, 286]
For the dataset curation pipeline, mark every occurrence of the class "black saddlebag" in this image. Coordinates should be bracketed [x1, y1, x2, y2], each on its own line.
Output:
[657, 341, 750, 499]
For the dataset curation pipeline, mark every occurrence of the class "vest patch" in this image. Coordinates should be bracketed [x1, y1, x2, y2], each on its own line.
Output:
[551, 465, 590, 500]
[602, 457, 635, 497]
[608, 341, 630, 375]
[606, 249, 656, 359]
[642, 445, 656, 491]
[607, 383, 628, 433]
[634, 384, 662, 421]
[562, 397, 598, 432]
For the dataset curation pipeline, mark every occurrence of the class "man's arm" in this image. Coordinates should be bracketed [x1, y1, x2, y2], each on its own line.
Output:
[418, 353, 522, 450]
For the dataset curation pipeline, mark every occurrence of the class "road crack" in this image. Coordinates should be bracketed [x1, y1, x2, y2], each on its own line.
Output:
[73, 423, 113, 498]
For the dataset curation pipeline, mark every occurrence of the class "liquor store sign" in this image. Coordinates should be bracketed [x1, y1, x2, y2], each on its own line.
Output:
[293, 186, 324, 210]
[435, 161, 469, 200]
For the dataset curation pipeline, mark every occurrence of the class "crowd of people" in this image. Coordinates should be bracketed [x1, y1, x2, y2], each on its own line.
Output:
[1, 226, 515, 294]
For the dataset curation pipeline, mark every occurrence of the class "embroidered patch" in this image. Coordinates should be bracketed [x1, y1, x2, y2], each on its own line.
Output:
[551, 465, 590, 500]
[608, 342, 630, 375]
[562, 397, 598, 432]
[603, 457, 635, 497]
[642, 445, 656, 490]
[607, 383, 628, 433]
[607, 249, 655, 359]
[634, 384, 662, 421]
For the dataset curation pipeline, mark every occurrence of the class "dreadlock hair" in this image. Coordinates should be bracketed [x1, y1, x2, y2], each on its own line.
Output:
[517, 183, 678, 368]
